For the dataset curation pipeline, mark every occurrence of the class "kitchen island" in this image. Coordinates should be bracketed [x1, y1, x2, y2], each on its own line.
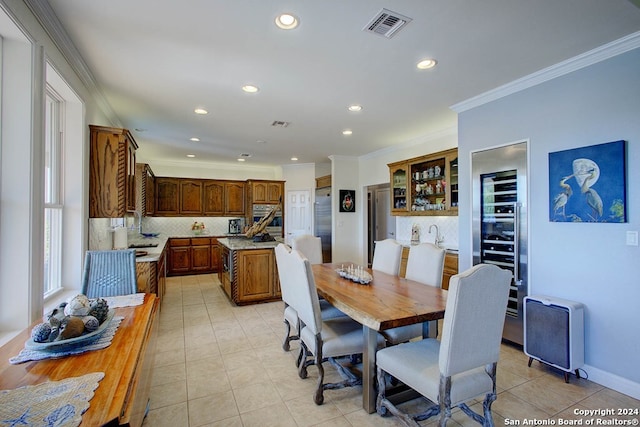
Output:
[218, 237, 283, 305]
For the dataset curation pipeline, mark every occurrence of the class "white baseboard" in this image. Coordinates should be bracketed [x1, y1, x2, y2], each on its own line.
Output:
[584, 364, 640, 400]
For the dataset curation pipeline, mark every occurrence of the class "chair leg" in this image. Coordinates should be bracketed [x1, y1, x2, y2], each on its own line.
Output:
[298, 343, 309, 379]
[313, 334, 325, 405]
[282, 319, 292, 351]
[438, 375, 452, 427]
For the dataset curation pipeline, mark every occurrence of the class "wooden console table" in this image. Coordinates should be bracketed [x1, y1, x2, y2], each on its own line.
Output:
[0, 294, 159, 426]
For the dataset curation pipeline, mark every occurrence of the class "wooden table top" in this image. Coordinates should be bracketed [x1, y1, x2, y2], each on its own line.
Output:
[311, 263, 448, 331]
[0, 294, 159, 426]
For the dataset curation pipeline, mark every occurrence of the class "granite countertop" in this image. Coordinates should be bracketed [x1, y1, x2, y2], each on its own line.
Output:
[218, 237, 284, 251]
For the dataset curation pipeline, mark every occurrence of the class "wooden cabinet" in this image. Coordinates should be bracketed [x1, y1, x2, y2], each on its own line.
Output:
[226, 248, 280, 305]
[156, 178, 245, 217]
[180, 179, 203, 214]
[167, 237, 221, 275]
[442, 252, 458, 291]
[155, 177, 180, 215]
[191, 237, 212, 271]
[135, 163, 155, 216]
[168, 238, 191, 274]
[89, 125, 138, 218]
[316, 174, 331, 189]
[203, 181, 224, 215]
[225, 181, 246, 215]
[388, 148, 458, 216]
[248, 180, 284, 204]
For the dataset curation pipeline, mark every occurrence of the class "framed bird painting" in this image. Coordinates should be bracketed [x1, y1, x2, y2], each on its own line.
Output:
[548, 140, 626, 223]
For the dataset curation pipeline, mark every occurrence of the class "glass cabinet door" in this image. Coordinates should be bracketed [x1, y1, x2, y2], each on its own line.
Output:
[390, 164, 408, 212]
[449, 156, 459, 209]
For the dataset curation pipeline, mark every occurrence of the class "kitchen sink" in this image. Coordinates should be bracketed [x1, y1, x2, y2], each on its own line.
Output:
[128, 243, 158, 248]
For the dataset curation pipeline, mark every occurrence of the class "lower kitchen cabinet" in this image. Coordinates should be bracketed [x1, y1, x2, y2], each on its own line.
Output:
[219, 245, 280, 305]
[168, 237, 222, 276]
[135, 246, 167, 306]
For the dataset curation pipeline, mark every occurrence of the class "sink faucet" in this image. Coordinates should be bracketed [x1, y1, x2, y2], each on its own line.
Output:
[428, 224, 444, 248]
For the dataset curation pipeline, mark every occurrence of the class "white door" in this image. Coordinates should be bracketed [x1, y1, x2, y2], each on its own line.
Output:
[286, 190, 311, 243]
[376, 188, 395, 240]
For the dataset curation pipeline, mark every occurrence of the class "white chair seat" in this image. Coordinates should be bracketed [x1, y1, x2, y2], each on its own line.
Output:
[301, 316, 385, 358]
[380, 323, 422, 344]
[377, 338, 492, 406]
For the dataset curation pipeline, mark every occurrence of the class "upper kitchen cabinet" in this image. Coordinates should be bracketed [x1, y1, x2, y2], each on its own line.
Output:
[203, 180, 246, 216]
[156, 177, 246, 217]
[135, 163, 155, 216]
[89, 125, 138, 218]
[248, 180, 284, 204]
[155, 177, 180, 215]
[388, 148, 458, 216]
[179, 179, 203, 215]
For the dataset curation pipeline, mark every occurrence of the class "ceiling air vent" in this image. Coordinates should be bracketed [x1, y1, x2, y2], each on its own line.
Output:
[363, 8, 412, 38]
[271, 120, 290, 128]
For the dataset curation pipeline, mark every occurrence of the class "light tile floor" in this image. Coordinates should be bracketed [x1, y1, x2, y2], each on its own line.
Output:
[143, 274, 640, 427]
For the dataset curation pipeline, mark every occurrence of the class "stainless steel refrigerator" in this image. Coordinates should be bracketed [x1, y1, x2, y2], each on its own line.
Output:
[472, 141, 528, 345]
[314, 187, 332, 263]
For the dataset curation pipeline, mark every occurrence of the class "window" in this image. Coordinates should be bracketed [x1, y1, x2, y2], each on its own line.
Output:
[44, 88, 63, 297]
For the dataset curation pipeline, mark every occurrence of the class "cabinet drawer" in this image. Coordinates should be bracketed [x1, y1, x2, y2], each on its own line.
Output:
[191, 237, 211, 246]
[171, 238, 191, 247]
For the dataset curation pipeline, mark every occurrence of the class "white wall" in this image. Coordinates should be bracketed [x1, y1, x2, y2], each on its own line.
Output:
[457, 48, 640, 397]
[146, 159, 282, 180]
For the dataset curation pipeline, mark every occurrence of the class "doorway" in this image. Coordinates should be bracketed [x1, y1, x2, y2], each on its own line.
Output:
[366, 183, 395, 266]
[285, 190, 311, 243]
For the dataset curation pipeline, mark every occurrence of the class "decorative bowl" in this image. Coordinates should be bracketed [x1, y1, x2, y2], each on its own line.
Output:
[25, 310, 115, 352]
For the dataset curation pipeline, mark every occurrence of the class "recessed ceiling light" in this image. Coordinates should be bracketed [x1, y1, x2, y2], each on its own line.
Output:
[190, 137, 200, 142]
[186, 154, 196, 158]
[416, 58, 437, 70]
[291, 157, 298, 161]
[237, 158, 246, 162]
[242, 85, 259, 93]
[194, 108, 208, 115]
[275, 13, 299, 30]
[342, 129, 353, 136]
[348, 105, 362, 112]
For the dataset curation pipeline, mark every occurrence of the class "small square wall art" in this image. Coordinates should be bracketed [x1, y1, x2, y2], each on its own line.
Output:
[339, 190, 355, 212]
[549, 140, 626, 223]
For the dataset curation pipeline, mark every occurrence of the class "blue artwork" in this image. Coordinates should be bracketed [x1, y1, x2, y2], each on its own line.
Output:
[549, 140, 626, 223]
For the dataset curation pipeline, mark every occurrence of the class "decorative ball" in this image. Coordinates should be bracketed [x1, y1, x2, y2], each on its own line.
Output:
[31, 323, 52, 343]
[82, 316, 100, 332]
[64, 294, 91, 317]
[58, 316, 85, 340]
[89, 298, 109, 324]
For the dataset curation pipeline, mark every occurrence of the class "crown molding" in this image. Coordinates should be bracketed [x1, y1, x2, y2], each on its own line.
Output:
[23, 0, 121, 126]
[451, 31, 640, 113]
[149, 158, 281, 174]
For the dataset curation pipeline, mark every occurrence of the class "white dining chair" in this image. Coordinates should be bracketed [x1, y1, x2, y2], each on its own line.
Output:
[276, 244, 385, 405]
[275, 244, 345, 352]
[371, 239, 403, 275]
[376, 264, 511, 426]
[291, 234, 323, 264]
[381, 243, 446, 344]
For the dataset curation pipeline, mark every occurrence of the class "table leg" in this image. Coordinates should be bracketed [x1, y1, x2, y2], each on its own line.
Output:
[362, 326, 377, 413]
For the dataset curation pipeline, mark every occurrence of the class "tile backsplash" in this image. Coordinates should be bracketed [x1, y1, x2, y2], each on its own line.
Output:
[89, 216, 243, 250]
[396, 216, 458, 249]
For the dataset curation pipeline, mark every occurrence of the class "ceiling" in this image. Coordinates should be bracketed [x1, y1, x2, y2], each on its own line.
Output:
[39, 0, 640, 168]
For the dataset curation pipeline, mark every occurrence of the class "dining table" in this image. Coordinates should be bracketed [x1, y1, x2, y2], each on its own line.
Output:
[0, 293, 159, 426]
[311, 262, 448, 413]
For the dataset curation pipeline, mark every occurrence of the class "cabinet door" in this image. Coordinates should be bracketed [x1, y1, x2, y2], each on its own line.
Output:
[145, 165, 155, 216]
[169, 246, 190, 274]
[180, 180, 203, 214]
[126, 136, 137, 212]
[267, 182, 283, 203]
[252, 182, 268, 204]
[225, 182, 246, 215]
[211, 241, 221, 273]
[191, 244, 212, 271]
[236, 249, 274, 302]
[155, 178, 180, 215]
[389, 163, 409, 214]
[89, 125, 137, 218]
[203, 181, 225, 215]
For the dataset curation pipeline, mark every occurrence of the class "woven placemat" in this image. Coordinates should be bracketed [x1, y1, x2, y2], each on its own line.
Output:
[9, 316, 124, 365]
[0, 372, 104, 427]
